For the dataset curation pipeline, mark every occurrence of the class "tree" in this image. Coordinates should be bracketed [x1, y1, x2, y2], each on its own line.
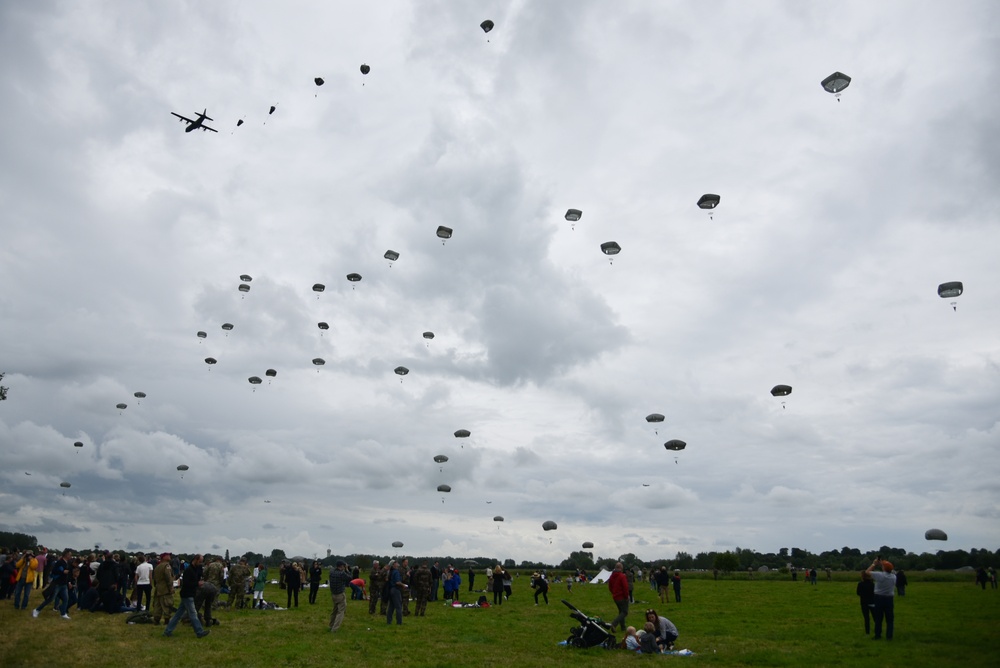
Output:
[0, 372, 8, 401]
[673, 551, 694, 570]
[559, 551, 596, 572]
[713, 551, 740, 573]
[269, 548, 287, 565]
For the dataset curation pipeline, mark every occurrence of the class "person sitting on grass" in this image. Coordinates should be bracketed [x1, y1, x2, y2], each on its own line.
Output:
[644, 608, 678, 651]
[639, 622, 660, 654]
[620, 626, 640, 652]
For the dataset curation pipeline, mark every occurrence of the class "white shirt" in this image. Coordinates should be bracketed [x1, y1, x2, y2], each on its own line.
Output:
[135, 561, 153, 585]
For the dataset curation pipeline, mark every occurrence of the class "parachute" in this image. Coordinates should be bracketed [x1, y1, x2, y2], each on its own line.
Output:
[437, 484, 451, 493]
[265, 369, 277, 383]
[239, 274, 252, 282]
[116, 403, 127, 411]
[697, 194, 721, 220]
[820, 71, 851, 100]
[600, 241, 621, 264]
[771, 385, 792, 409]
[480, 19, 494, 41]
[646, 413, 665, 435]
[314, 77, 325, 86]
[582, 541, 594, 549]
[269, 105, 276, 115]
[565, 208, 582, 230]
[60, 482, 71, 488]
[494, 516, 504, 522]
[436, 226, 453, 244]
[938, 281, 963, 311]
[454, 429, 470, 438]
[236, 119, 244, 127]
[204, 357, 217, 366]
[248, 376, 262, 391]
[177, 464, 189, 479]
[312, 283, 325, 298]
[664, 440, 686, 451]
[360, 64, 370, 86]
[312, 358, 326, 371]
[346, 273, 362, 289]
[433, 455, 449, 463]
[318, 322, 329, 333]
[238, 284, 250, 295]
[394, 366, 409, 377]
[925, 528, 948, 541]
[134, 391, 146, 399]
[222, 323, 234, 334]
[392, 541, 404, 549]
[384, 250, 399, 267]
[423, 331, 435, 340]
[196, 331, 207, 340]
[542, 520, 557, 531]
[73, 441, 83, 449]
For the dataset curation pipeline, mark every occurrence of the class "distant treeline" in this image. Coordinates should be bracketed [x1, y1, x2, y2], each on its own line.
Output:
[4, 534, 995, 573]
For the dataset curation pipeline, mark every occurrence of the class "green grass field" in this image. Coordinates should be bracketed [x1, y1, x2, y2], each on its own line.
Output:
[2, 575, 997, 667]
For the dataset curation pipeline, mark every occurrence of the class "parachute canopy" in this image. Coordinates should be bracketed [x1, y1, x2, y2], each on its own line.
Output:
[313, 283, 325, 293]
[222, 323, 234, 331]
[204, 357, 217, 365]
[314, 77, 325, 86]
[925, 528, 948, 541]
[265, 369, 277, 377]
[238, 284, 250, 293]
[318, 322, 329, 330]
[697, 193, 721, 210]
[645, 413, 665, 423]
[454, 429, 470, 438]
[197, 331, 207, 339]
[392, 541, 404, 548]
[312, 358, 326, 366]
[269, 105, 276, 115]
[236, 119, 244, 127]
[600, 241, 621, 256]
[937, 282, 963, 298]
[480, 19, 494, 33]
[249, 376, 262, 385]
[436, 226, 453, 240]
[542, 520, 557, 531]
[346, 273, 362, 282]
[394, 366, 409, 376]
[582, 541, 594, 549]
[60, 482, 71, 488]
[664, 439, 686, 451]
[177, 465, 189, 471]
[384, 250, 399, 261]
[437, 484, 451, 493]
[770, 385, 793, 397]
[493, 516, 504, 522]
[73, 441, 83, 448]
[821, 71, 851, 94]
[116, 403, 127, 410]
[134, 391, 146, 399]
[565, 208, 582, 222]
[360, 64, 370, 75]
[239, 274, 252, 282]
[433, 455, 449, 464]
[423, 332, 435, 340]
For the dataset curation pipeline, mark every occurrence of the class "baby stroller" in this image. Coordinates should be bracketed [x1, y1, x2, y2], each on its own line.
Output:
[562, 599, 616, 649]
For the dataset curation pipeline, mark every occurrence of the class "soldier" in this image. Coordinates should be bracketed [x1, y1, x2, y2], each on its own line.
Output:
[227, 557, 252, 611]
[200, 556, 224, 625]
[368, 560, 386, 616]
[399, 558, 412, 616]
[412, 561, 432, 616]
[150, 553, 175, 625]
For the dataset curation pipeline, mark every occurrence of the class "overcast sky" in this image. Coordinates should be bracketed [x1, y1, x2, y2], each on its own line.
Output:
[1, 0, 998, 563]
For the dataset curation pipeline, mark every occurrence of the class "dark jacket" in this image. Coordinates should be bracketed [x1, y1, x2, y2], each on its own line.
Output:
[856, 579, 875, 606]
[179, 563, 203, 598]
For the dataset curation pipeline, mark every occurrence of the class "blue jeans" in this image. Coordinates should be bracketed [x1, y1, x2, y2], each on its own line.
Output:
[35, 584, 69, 615]
[164, 596, 206, 636]
[13, 581, 33, 609]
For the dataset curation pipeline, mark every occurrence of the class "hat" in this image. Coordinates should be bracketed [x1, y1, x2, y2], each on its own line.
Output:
[881, 561, 894, 572]
[336, 560, 347, 568]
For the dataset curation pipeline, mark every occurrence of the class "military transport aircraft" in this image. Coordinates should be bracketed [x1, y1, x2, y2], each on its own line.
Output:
[170, 108, 218, 133]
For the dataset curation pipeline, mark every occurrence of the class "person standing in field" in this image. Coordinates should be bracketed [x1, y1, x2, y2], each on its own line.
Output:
[856, 570, 875, 635]
[655, 566, 671, 603]
[608, 562, 630, 633]
[866, 558, 896, 640]
[385, 560, 404, 625]
[327, 560, 353, 632]
[133, 554, 153, 612]
[12, 550, 39, 610]
[253, 563, 268, 608]
[227, 558, 251, 610]
[309, 560, 323, 604]
[163, 553, 209, 638]
[369, 560, 386, 616]
[150, 553, 174, 624]
[412, 561, 432, 616]
[895, 569, 907, 596]
[32, 548, 72, 619]
[672, 570, 682, 602]
[430, 561, 440, 601]
[284, 561, 302, 608]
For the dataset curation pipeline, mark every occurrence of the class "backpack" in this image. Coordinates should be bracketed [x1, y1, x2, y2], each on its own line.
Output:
[126, 610, 154, 624]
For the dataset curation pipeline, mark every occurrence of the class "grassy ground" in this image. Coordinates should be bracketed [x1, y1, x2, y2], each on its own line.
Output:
[2, 577, 997, 667]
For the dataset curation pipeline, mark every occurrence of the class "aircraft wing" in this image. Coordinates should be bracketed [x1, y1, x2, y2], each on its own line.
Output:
[171, 112, 195, 124]
[200, 124, 218, 133]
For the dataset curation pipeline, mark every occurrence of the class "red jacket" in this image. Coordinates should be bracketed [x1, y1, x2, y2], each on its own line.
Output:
[608, 570, 629, 601]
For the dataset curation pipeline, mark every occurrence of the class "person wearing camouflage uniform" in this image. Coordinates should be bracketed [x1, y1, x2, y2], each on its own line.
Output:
[412, 561, 432, 616]
[368, 560, 386, 616]
[150, 553, 175, 625]
[199, 556, 224, 625]
[399, 558, 411, 616]
[227, 558, 252, 611]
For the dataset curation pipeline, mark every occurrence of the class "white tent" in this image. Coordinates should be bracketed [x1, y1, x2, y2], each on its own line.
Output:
[589, 568, 613, 584]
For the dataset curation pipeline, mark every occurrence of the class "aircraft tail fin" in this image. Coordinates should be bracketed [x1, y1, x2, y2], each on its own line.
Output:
[201, 109, 214, 121]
